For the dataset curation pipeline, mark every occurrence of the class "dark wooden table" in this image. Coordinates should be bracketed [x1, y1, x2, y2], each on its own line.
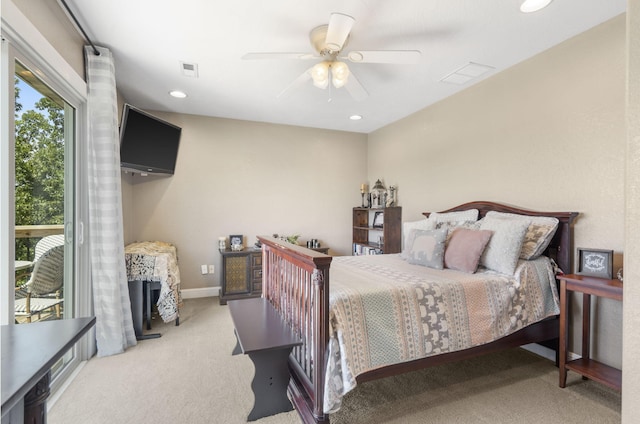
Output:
[1, 317, 96, 423]
[558, 274, 622, 391]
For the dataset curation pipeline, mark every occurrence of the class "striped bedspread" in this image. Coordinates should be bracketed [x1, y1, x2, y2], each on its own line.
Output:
[323, 254, 560, 413]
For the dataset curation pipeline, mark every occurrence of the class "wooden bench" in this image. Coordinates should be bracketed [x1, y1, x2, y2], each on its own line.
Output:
[228, 297, 302, 421]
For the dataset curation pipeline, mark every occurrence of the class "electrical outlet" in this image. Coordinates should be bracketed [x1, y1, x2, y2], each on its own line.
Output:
[208, 265, 215, 274]
[200, 264, 208, 275]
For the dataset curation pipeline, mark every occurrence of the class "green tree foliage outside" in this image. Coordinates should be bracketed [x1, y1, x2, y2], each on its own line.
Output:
[14, 77, 64, 263]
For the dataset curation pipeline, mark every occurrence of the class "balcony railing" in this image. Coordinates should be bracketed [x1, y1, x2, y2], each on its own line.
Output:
[15, 224, 64, 239]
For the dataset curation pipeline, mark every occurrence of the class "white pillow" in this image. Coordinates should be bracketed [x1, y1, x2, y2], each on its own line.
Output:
[427, 209, 480, 244]
[479, 216, 529, 275]
[485, 211, 559, 260]
[402, 219, 435, 251]
[428, 209, 479, 226]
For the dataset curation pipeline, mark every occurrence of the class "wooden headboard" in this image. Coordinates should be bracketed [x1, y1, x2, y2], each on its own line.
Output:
[423, 201, 579, 275]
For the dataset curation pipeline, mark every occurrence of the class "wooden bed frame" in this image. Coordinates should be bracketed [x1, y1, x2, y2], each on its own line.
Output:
[257, 201, 578, 424]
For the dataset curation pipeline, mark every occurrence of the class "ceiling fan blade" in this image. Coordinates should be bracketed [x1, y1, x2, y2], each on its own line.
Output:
[345, 72, 368, 101]
[344, 50, 421, 64]
[325, 13, 355, 51]
[276, 67, 313, 99]
[242, 52, 318, 60]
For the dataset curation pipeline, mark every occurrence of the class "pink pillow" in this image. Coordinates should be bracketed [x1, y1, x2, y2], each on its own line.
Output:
[444, 228, 493, 273]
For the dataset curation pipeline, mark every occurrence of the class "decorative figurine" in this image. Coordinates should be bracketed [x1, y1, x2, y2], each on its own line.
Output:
[386, 185, 397, 207]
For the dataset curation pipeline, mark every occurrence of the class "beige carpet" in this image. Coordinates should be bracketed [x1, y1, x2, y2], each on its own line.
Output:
[48, 298, 621, 424]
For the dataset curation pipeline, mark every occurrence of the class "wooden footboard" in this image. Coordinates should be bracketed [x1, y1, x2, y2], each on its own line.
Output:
[258, 236, 332, 424]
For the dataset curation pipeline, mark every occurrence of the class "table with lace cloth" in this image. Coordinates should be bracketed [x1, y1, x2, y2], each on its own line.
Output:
[124, 241, 182, 323]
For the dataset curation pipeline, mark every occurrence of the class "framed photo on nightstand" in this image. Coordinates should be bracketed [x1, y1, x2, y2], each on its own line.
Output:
[229, 235, 243, 247]
[576, 248, 613, 279]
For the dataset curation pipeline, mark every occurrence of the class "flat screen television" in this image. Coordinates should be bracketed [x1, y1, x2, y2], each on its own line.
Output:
[119, 104, 182, 175]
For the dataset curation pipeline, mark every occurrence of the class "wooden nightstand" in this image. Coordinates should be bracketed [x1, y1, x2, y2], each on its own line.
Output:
[219, 248, 262, 305]
[558, 273, 622, 391]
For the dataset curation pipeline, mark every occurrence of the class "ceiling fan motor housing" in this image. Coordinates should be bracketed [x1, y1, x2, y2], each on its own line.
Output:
[310, 25, 348, 58]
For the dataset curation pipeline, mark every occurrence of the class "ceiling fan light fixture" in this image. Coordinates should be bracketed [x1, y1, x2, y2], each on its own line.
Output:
[520, 0, 552, 13]
[311, 61, 330, 89]
[314, 79, 329, 89]
[331, 61, 350, 88]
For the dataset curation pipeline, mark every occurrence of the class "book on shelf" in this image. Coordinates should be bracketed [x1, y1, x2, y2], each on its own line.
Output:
[353, 243, 383, 256]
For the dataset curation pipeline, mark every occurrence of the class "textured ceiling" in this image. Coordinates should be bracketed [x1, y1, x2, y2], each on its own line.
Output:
[65, 0, 626, 133]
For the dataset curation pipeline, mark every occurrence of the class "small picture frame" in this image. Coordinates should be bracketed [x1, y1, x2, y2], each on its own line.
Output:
[372, 211, 384, 228]
[576, 248, 613, 279]
[229, 234, 243, 247]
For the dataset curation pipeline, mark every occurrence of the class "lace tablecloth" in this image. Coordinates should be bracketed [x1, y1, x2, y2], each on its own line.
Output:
[125, 241, 182, 322]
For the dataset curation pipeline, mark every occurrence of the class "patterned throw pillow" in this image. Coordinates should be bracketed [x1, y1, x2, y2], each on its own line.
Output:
[405, 228, 447, 269]
[427, 209, 481, 245]
[479, 217, 529, 275]
[444, 228, 493, 273]
[485, 211, 559, 259]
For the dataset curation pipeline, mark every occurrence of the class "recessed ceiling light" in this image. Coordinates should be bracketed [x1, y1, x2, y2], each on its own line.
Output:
[350, 115, 363, 121]
[169, 90, 187, 98]
[520, 0, 552, 13]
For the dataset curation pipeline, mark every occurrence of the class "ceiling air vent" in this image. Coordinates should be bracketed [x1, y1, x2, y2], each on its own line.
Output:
[440, 62, 494, 85]
[180, 61, 199, 78]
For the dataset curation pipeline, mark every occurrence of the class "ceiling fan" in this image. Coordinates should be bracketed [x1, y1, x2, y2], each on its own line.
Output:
[242, 13, 421, 101]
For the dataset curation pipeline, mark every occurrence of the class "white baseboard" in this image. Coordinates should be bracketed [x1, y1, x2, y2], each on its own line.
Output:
[181, 287, 219, 299]
[522, 343, 580, 361]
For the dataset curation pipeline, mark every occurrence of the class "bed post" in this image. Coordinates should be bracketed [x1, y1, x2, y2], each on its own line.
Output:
[555, 212, 579, 275]
[258, 236, 332, 424]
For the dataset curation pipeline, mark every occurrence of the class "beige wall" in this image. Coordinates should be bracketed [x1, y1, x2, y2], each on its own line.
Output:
[121, 114, 367, 291]
[13, 0, 85, 78]
[368, 15, 626, 369]
[623, 2, 640, 421]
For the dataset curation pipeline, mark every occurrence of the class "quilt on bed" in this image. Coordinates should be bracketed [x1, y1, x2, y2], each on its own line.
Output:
[323, 254, 560, 413]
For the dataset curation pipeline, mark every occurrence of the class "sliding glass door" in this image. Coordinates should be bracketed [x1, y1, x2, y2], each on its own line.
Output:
[14, 60, 77, 377]
[2, 10, 91, 394]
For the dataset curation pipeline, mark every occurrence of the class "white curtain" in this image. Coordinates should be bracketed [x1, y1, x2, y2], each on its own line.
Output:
[85, 46, 137, 356]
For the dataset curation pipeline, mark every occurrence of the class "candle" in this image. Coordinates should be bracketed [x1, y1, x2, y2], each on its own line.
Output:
[360, 183, 367, 193]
